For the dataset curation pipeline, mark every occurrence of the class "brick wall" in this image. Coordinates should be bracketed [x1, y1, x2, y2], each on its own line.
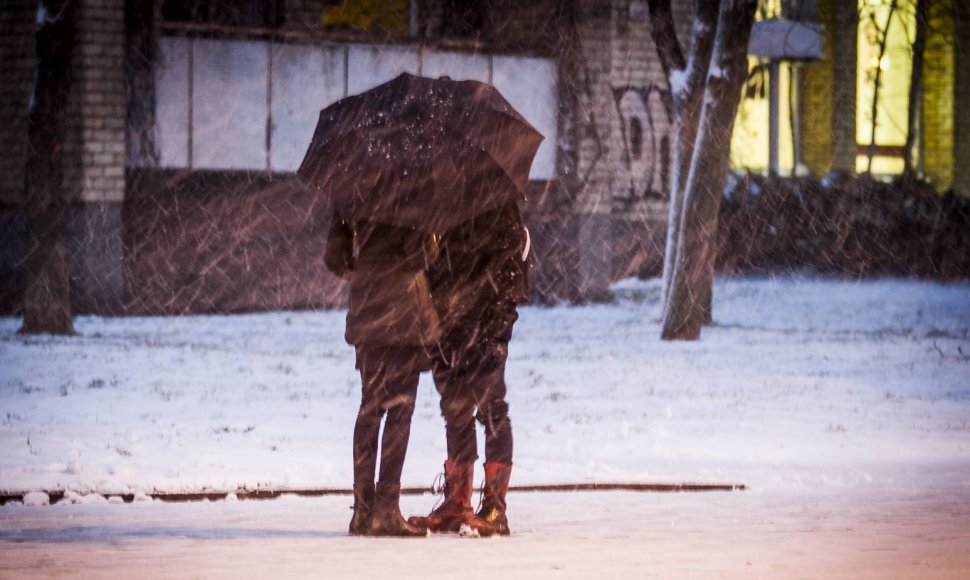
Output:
[66, 0, 126, 203]
[0, 1, 35, 206]
[610, 1, 663, 201]
[569, 0, 614, 214]
[0, 0, 128, 314]
[543, 0, 686, 300]
[0, 0, 127, 205]
[800, 0, 834, 176]
[922, 1, 954, 193]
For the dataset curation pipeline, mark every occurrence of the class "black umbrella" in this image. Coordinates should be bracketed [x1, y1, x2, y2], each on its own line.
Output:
[297, 72, 544, 233]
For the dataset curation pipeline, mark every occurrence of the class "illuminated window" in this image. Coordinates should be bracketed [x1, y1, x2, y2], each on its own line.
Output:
[856, 0, 915, 175]
[757, 0, 783, 20]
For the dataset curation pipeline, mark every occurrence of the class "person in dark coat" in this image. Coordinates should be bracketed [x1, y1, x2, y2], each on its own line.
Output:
[325, 216, 440, 537]
[408, 201, 530, 537]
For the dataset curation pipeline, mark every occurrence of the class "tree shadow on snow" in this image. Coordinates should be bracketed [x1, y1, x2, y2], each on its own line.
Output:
[0, 526, 342, 544]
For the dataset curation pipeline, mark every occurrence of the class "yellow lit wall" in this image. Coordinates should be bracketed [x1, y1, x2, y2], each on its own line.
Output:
[922, 3, 954, 191]
[322, 0, 408, 34]
[730, 0, 796, 175]
[731, 59, 795, 175]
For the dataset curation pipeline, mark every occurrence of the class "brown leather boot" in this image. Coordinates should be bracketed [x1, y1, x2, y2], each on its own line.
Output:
[407, 460, 475, 532]
[370, 483, 427, 537]
[470, 463, 511, 537]
[348, 481, 374, 536]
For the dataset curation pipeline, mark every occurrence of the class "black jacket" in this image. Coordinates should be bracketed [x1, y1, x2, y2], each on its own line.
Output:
[325, 217, 440, 347]
[429, 203, 531, 335]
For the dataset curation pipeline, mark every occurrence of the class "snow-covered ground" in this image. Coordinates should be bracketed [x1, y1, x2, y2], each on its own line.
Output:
[2, 276, 968, 495]
[3, 486, 969, 579]
[2, 276, 969, 578]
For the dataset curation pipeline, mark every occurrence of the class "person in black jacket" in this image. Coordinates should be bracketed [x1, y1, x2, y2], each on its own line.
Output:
[325, 216, 439, 537]
[408, 202, 530, 537]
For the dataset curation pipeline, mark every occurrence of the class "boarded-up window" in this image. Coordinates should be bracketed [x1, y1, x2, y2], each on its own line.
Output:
[152, 37, 558, 179]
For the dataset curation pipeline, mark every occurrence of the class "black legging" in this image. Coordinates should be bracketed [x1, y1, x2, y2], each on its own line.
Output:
[353, 347, 424, 487]
[433, 353, 513, 465]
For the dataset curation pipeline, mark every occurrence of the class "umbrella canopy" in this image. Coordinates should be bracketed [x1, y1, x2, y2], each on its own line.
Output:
[297, 72, 544, 233]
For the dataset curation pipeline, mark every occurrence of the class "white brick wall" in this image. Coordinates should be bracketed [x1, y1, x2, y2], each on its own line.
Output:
[69, 0, 127, 203]
[570, 0, 686, 220]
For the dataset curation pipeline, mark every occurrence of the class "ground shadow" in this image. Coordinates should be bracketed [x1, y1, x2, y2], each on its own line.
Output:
[0, 526, 342, 544]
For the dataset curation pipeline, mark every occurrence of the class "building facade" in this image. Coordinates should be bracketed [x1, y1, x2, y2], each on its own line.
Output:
[0, 0, 965, 315]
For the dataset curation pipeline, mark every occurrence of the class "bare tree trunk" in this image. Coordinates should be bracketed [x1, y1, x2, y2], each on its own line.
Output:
[865, 0, 898, 173]
[904, 0, 927, 174]
[651, 0, 718, 311]
[661, 0, 756, 340]
[20, 0, 77, 336]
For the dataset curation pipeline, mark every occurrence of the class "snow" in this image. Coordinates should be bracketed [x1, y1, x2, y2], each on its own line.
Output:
[1, 276, 968, 496]
[668, 67, 688, 99]
[1, 487, 969, 578]
[21, 492, 48, 507]
[1, 276, 969, 577]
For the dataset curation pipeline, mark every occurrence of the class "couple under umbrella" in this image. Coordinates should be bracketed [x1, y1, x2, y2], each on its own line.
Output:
[298, 73, 543, 537]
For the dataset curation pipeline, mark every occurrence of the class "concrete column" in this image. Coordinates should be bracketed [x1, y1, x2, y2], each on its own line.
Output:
[0, 1, 35, 313]
[830, 0, 858, 174]
[574, 213, 615, 303]
[0, 1, 35, 205]
[768, 59, 781, 175]
[64, 0, 127, 313]
[954, 0, 970, 197]
[66, 202, 125, 314]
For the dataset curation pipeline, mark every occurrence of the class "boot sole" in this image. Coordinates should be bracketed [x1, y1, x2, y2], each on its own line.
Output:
[369, 529, 428, 537]
[408, 516, 467, 533]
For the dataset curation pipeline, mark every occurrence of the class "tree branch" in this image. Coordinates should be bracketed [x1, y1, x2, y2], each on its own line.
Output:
[647, 0, 686, 82]
[683, 0, 719, 104]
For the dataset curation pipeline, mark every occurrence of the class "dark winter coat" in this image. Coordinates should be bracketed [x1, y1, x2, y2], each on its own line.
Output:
[324, 217, 441, 349]
[429, 203, 531, 359]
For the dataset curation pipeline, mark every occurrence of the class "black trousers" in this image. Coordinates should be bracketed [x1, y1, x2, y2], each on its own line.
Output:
[432, 300, 516, 465]
[353, 346, 426, 487]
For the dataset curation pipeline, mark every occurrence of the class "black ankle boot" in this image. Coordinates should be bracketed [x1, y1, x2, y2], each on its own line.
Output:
[349, 482, 374, 536]
[370, 483, 427, 537]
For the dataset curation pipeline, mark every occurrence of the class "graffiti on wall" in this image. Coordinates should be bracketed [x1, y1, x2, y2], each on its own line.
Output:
[612, 85, 672, 207]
